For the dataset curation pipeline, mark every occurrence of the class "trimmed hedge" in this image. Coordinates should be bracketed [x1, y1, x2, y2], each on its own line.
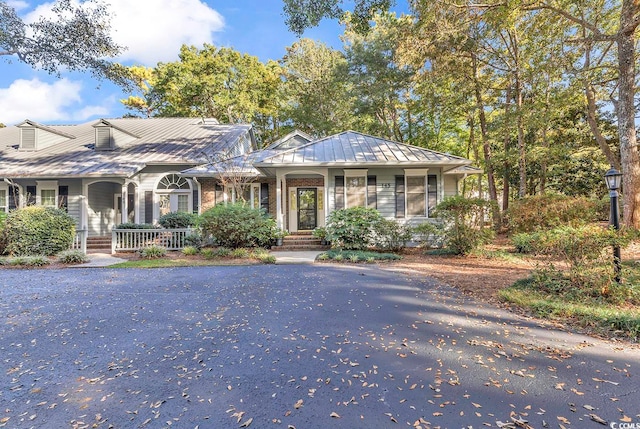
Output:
[158, 211, 196, 228]
[5, 207, 76, 256]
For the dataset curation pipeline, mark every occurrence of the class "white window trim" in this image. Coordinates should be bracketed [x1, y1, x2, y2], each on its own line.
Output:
[343, 169, 368, 208]
[36, 180, 58, 208]
[404, 169, 429, 218]
[0, 185, 7, 212]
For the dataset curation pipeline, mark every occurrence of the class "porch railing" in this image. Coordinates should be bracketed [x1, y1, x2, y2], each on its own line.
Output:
[71, 229, 88, 254]
[112, 228, 193, 253]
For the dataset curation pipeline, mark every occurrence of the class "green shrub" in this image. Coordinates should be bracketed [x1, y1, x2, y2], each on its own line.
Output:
[182, 246, 199, 256]
[0, 211, 7, 254]
[139, 245, 167, 259]
[199, 203, 278, 248]
[201, 247, 231, 259]
[506, 194, 598, 233]
[116, 223, 158, 229]
[412, 222, 445, 249]
[251, 249, 276, 264]
[5, 206, 76, 256]
[11, 255, 50, 267]
[158, 211, 196, 229]
[325, 207, 384, 250]
[231, 248, 250, 259]
[57, 250, 89, 264]
[525, 225, 634, 300]
[433, 196, 495, 255]
[373, 218, 411, 251]
[511, 232, 540, 254]
[320, 249, 401, 262]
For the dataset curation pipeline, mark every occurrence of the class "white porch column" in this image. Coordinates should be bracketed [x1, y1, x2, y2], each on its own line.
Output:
[81, 180, 89, 232]
[121, 184, 128, 224]
[275, 171, 284, 230]
[323, 172, 329, 226]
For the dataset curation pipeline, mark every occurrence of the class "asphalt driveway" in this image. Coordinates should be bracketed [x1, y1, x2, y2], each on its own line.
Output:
[0, 265, 638, 428]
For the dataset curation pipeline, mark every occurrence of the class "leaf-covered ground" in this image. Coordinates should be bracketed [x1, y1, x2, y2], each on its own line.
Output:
[0, 265, 637, 428]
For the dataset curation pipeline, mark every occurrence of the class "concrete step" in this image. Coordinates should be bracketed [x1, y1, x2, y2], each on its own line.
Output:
[274, 245, 330, 251]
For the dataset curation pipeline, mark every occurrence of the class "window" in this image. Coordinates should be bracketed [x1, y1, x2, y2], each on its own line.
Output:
[398, 170, 436, 218]
[0, 189, 6, 212]
[346, 176, 366, 207]
[41, 189, 56, 207]
[156, 174, 192, 216]
[343, 169, 368, 208]
[58, 186, 69, 211]
[428, 175, 437, 216]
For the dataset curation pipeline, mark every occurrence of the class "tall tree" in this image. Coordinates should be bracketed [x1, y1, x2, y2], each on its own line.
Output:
[0, 0, 128, 85]
[342, 12, 415, 142]
[280, 38, 354, 137]
[283, 0, 393, 34]
[135, 44, 282, 145]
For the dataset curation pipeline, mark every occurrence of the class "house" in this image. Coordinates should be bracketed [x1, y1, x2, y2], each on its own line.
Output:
[0, 118, 255, 238]
[0, 118, 481, 249]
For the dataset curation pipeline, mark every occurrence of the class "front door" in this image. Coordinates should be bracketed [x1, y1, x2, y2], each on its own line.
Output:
[297, 188, 317, 230]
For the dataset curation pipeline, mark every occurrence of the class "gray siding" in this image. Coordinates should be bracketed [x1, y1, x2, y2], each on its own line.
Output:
[88, 182, 120, 236]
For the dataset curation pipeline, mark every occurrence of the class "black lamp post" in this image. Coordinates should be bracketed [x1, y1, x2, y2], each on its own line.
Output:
[604, 167, 623, 283]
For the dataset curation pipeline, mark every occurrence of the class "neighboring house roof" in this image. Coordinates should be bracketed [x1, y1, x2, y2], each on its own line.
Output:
[263, 129, 313, 150]
[254, 131, 473, 168]
[0, 118, 253, 178]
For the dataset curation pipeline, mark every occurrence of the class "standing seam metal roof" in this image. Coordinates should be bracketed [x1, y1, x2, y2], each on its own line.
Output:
[255, 131, 471, 166]
[0, 118, 252, 178]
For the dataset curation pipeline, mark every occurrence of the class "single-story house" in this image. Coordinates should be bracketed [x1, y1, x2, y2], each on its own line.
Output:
[0, 118, 481, 248]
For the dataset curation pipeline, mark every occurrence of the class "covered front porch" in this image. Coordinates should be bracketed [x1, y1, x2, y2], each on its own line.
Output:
[274, 169, 328, 233]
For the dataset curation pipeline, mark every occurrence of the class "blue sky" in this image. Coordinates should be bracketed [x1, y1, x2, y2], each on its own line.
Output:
[0, 0, 408, 126]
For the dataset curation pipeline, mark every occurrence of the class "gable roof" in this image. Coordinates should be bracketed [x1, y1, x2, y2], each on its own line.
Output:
[254, 131, 472, 167]
[0, 118, 253, 178]
[263, 129, 313, 151]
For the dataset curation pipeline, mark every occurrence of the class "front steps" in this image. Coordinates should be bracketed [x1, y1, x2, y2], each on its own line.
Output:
[86, 236, 112, 253]
[274, 233, 330, 251]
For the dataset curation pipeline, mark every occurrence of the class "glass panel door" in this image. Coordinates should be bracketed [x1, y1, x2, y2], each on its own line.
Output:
[297, 188, 317, 230]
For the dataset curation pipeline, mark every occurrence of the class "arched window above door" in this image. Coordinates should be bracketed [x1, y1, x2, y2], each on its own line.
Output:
[157, 174, 190, 190]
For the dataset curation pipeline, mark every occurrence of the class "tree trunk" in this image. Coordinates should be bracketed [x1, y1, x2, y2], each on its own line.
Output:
[502, 85, 512, 213]
[585, 82, 620, 169]
[471, 52, 500, 225]
[616, 13, 640, 228]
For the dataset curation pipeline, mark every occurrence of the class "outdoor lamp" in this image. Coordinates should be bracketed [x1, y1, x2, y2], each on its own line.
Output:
[604, 166, 622, 283]
[604, 167, 622, 191]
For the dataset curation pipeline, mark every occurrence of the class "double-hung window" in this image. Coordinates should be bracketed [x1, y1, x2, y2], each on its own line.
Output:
[396, 170, 438, 218]
[0, 189, 6, 212]
[344, 169, 368, 208]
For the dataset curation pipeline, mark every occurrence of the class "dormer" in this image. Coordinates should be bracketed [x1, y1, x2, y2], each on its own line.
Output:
[17, 120, 75, 151]
[92, 119, 139, 151]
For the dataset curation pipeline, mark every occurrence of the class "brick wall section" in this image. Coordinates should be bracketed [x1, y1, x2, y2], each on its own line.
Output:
[199, 178, 217, 211]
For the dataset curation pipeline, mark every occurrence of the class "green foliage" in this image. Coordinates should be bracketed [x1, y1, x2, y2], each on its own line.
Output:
[139, 245, 167, 259]
[312, 226, 327, 241]
[372, 218, 411, 251]
[201, 247, 231, 259]
[184, 231, 214, 249]
[411, 221, 445, 248]
[0, 211, 7, 254]
[5, 206, 76, 256]
[231, 248, 250, 259]
[506, 194, 599, 233]
[523, 225, 634, 300]
[57, 250, 89, 264]
[181, 246, 199, 256]
[158, 211, 196, 229]
[0, 0, 127, 85]
[318, 249, 401, 262]
[251, 248, 276, 264]
[511, 232, 540, 254]
[200, 203, 278, 248]
[325, 206, 384, 250]
[116, 223, 158, 229]
[432, 196, 495, 255]
[10, 255, 50, 267]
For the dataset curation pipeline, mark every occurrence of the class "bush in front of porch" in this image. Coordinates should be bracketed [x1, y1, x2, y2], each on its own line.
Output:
[3, 206, 76, 256]
[199, 203, 279, 249]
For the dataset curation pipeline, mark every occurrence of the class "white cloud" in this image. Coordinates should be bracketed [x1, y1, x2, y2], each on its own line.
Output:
[24, 0, 225, 66]
[0, 78, 106, 124]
